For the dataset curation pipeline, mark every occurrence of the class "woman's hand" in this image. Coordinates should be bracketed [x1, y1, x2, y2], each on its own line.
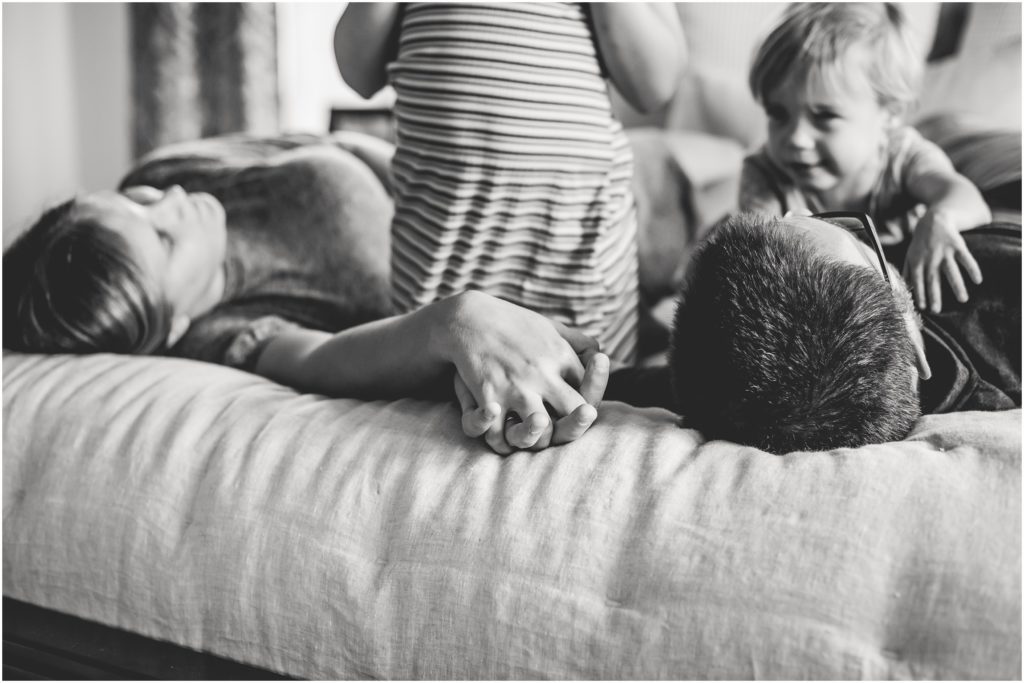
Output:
[431, 291, 609, 454]
[454, 351, 610, 454]
[902, 208, 983, 313]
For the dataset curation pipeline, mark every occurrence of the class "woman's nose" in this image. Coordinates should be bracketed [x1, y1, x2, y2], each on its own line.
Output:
[163, 185, 186, 201]
[151, 185, 187, 224]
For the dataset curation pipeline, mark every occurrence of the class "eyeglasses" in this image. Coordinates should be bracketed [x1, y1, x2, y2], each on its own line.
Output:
[811, 211, 891, 287]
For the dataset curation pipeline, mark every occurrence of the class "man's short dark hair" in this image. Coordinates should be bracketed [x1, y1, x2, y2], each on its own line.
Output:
[670, 213, 920, 454]
[3, 199, 172, 355]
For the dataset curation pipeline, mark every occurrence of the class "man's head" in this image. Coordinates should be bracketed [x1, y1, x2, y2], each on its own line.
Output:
[670, 212, 924, 454]
[4, 185, 226, 355]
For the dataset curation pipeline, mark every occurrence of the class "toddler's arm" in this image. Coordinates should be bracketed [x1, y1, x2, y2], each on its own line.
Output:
[334, 3, 401, 99]
[589, 3, 686, 114]
[904, 156, 992, 313]
[253, 291, 606, 454]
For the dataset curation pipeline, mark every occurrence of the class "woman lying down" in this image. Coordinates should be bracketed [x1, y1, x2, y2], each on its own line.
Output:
[3, 137, 609, 455]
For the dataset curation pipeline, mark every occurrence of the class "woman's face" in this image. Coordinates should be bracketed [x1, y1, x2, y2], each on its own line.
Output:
[74, 185, 227, 320]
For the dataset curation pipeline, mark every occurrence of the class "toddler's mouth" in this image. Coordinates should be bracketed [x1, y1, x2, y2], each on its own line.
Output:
[788, 160, 820, 173]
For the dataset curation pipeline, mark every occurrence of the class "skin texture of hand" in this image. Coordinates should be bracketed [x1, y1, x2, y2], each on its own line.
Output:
[902, 208, 983, 313]
[439, 291, 610, 454]
[454, 351, 610, 454]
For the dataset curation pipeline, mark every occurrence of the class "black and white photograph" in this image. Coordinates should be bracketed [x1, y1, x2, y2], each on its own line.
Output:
[2, 1, 1021, 679]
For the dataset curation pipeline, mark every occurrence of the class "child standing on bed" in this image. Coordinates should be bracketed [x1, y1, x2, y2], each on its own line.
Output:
[740, 3, 992, 314]
[335, 2, 684, 376]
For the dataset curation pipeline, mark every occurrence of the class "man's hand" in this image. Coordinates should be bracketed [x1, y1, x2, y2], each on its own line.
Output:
[903, 209, 983, 313]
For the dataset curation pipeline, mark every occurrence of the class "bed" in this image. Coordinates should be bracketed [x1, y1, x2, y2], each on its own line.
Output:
[3, 345, 1021, 679]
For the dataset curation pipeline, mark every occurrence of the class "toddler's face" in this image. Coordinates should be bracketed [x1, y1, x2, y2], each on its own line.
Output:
[763, 51, 893, 201]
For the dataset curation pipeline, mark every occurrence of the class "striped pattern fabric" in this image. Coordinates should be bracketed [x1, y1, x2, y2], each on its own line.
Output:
[388, 2, 639, 362]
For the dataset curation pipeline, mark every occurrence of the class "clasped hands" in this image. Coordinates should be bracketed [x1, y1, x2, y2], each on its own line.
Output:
[437, 291, 611, 455]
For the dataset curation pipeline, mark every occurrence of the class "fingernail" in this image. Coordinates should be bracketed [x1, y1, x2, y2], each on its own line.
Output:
[578, 404, 598, 423]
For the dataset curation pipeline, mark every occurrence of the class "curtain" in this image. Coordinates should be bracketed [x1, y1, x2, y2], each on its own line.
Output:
[131, 3, 279, 158]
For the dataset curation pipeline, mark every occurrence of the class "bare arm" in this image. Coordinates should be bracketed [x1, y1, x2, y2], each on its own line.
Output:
[907, 169, 992, 232]
[589, 3, 686, 114]
[255, 292, 606, 451]
[334, 3, 401, 99]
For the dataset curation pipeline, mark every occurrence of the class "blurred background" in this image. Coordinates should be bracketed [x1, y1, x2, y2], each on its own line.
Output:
[3, 2, 1020, 250]
[3, 2, 391, 245]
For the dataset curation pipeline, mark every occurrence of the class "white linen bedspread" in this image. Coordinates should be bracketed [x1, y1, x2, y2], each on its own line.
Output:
[3, 351, 1021, 679]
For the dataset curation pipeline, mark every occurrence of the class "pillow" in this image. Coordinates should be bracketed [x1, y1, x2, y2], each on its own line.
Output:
[916, 3, 1022, 132]
[916, 112, 1023, 217]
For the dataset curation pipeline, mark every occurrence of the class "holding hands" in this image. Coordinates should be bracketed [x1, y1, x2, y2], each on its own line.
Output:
[436, 291, 609, 454]
[902, 208, 983, 313]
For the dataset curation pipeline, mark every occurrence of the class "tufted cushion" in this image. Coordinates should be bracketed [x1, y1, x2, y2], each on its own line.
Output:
[4, 350, 1020, 679]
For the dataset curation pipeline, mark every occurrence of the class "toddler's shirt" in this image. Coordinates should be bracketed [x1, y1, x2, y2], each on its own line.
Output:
[740, 126, 956, 245]
[388, 2, 639, 363]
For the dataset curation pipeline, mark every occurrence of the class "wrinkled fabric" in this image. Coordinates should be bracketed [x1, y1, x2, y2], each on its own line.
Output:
[3, 351, 1020, 679]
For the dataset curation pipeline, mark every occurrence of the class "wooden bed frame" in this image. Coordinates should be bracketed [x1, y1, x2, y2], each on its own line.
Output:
[3, 598, 288, 680]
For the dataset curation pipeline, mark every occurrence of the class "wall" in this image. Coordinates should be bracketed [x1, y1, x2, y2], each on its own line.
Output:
[2, 2, 389, 246]
[2, 3, 130, 246]
[276, 1, 394, 133]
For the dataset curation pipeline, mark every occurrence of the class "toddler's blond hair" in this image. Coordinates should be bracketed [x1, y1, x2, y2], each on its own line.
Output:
[749, 3, 922, 118]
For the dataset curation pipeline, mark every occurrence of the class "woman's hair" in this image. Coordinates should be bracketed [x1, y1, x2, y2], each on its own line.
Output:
[670, 213, 921, 454]
[749, 2, 922, 117]
[3, 198, 173, 355]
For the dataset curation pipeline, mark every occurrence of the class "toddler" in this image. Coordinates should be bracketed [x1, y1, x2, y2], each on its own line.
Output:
[740, 3, 991, 313]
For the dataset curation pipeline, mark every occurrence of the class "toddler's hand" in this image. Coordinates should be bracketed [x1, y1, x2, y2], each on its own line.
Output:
[902, 209, 982, 313]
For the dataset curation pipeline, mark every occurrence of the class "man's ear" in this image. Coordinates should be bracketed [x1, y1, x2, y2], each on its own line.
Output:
[903, 311, 932, 381]
[167, 314, 191, 347]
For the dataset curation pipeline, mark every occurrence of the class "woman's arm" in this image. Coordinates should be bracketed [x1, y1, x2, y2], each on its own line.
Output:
[589, 3, 686, 114]
[334, 3, 401, 99]
[255, 291, 607, 451]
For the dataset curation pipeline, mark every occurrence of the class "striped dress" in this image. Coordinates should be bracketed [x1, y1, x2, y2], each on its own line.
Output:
[388, 2, 639, 363]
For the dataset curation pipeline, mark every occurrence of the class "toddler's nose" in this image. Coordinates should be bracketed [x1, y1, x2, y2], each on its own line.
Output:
[786, 117, 816, 150]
